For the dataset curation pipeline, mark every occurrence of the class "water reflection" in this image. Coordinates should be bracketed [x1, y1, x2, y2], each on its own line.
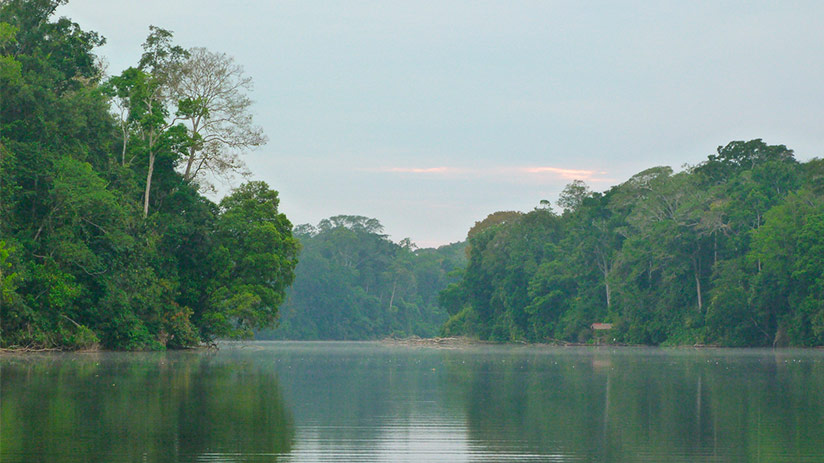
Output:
[440, 347, 824, 462]
[0, 350, 294, 463]
[2, 343, 824, 462]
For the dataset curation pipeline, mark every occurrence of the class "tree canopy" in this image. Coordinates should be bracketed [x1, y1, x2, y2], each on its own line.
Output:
[0, 0, 297, 349]
[441, 139, 824, 347]
[258, 216, 465, 340]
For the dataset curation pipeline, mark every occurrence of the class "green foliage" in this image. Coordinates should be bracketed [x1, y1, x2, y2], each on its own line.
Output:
[0, 3, 295, 349]
[0, 241, 17, 303]
[443, 142, 824, 346]
[204, 182, 299, 339]
[258, 216, 466, 340]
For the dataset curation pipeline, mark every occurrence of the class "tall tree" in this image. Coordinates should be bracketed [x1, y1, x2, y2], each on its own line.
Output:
[170, 47, 266, 185]
[136, 26, 188, 218]
[107, 26, 189, 218]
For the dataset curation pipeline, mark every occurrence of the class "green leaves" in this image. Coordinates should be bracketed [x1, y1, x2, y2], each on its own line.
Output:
[0, 22, 22, 85]
[0, 4, 297, 350]
[138, 25, 188, 74]
[203, 182, 299, 339]
[0, 240, 18, 305]
[260, 216, 465, 340]
[442, 140, 824, 347]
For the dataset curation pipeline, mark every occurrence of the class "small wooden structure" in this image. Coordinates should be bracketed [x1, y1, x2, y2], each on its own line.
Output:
[590, 322, 614, 345]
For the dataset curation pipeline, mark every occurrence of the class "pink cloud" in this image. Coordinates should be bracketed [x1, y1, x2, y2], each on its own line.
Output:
[379, 167, 454, 174]
[366, 164, 615, 183]
[520, 166, 611, 182]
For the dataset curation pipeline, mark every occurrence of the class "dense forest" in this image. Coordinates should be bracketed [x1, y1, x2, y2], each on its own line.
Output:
[4, 1, 824, 351]
[0, 0, 298, 349]
[258, 215, 465, 340]
[441, 140, 824, 347]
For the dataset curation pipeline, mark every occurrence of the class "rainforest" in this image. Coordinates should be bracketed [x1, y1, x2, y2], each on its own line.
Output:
[3, 0, 824, 350]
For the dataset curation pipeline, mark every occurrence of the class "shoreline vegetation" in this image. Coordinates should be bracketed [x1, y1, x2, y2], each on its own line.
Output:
[5, 337, 823, 354]
[0, 1, 298, 351]
[4, 2, 824, 351]
[433, 141, 824, 349]
[380, 336, 743, 349]
[258, 139, 824, 350]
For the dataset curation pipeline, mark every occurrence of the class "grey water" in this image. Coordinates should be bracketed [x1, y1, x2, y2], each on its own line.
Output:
[2, 342, 824, 462]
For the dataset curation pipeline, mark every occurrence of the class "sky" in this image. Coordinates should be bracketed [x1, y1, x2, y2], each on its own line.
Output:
[57, 1, 824, 248]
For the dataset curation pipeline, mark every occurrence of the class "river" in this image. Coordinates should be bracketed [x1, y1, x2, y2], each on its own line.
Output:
[2, 341, 823, 462]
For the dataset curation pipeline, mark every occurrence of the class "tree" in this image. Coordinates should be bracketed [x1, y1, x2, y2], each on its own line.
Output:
[0, 2, 303, 349]
[170, 47, 266, 185]
[792, 212, 824, 345]
[702, 139, 793, 179]
[203, 181, 299, 339]
[558, 180, 591, 212]
[107, 27, 189, 218]
[110, 30, 267, 211]
[260, 217, 465, 340]
[136, 26, 188, 218]
[318, 215, 385, 235]
[0, 240, 19, 342]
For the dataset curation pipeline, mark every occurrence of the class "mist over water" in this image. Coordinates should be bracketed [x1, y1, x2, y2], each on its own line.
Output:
[2, 342, 824, 462]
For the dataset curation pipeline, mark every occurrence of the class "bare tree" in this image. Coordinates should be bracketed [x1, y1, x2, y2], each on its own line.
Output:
[170, 47, 266, 187]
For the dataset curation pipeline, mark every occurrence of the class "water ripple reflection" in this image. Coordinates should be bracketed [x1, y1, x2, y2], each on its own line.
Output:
[2, 342, 824, 462]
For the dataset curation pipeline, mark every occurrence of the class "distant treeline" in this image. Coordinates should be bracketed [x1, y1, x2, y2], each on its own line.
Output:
[440, 140, 824, 347]
[0, 0, 298, 349]
[258, 215, 465, 340]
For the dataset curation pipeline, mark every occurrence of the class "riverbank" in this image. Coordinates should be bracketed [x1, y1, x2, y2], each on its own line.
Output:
[379, 336, 824, 349]
[381, 336, 633, 348]
[381, 336, 482, 348]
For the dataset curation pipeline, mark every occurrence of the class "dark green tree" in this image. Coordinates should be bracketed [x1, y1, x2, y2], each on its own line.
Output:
[203, 181, 299, 339]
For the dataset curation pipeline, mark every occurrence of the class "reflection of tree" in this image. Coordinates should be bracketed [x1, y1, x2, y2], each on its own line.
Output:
[0, 351, 294, 462]
[441, 348, 824, 461]
[5, 347, 824, 462]
[264, 344, 468, 451]
[271, 346, 428, 436]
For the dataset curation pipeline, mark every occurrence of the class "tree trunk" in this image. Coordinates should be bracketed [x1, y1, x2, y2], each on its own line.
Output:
[183, 118, 201, 181]
[595, 249, 612, 309]
[142, 101, 158, 218]
[143, 151, 155, 218]
[184, 152, 195, 181]
[121, 123, 129, 166]
[388, 280, 396, 311]
[605, 278, 611, 309]
[694, 259, 703, 313]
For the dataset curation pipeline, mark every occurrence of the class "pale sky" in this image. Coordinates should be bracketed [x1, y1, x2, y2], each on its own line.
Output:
[58, 1, 824, 247]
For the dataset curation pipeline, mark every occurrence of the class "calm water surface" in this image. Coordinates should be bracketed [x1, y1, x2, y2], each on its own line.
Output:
[2, 342, 824, 462]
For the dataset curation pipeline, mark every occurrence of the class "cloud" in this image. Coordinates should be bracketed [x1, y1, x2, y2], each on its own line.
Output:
[377, 167, 454, 174]
[519, 166, 613, 183]
[365, 164, 615, 184]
